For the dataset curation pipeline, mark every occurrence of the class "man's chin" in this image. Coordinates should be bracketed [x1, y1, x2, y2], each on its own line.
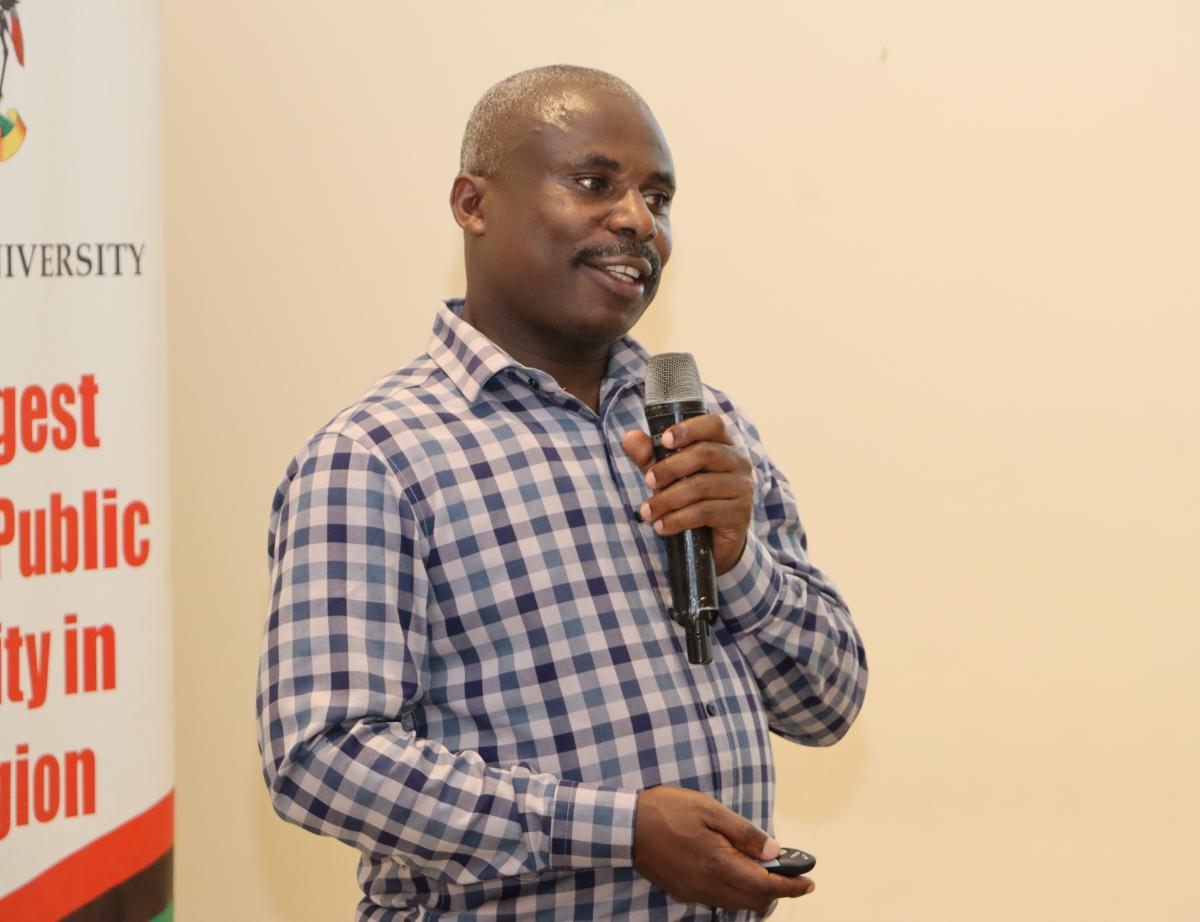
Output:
[568, 295, 652, 347]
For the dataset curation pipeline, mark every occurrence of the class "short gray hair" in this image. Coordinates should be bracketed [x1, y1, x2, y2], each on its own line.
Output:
[460, 65, 646, 176]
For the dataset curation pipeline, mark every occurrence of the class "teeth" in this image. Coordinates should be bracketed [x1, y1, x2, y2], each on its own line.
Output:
[604, 265, 641, 281]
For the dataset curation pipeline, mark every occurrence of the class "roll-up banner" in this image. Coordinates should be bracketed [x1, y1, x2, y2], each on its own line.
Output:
[0, 3, 173, 920]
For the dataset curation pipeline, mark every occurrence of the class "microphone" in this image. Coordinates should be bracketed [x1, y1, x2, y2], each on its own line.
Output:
[644, 353, 718, 666]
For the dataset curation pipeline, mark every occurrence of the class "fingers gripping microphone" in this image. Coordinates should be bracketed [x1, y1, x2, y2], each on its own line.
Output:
[644, 353, 718, 666]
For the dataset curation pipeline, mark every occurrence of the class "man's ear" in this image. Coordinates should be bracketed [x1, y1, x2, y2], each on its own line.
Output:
[450, 174, 488, 236]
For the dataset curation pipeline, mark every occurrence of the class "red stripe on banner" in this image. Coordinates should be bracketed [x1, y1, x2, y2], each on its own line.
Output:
[0, 791, 173, 922]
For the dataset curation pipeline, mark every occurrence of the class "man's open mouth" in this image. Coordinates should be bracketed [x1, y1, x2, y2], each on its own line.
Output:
[580, 255, 655, 293]
[600, 264, 644, 282]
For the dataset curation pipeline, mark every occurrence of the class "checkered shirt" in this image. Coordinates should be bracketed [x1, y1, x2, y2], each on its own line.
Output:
[257, 300, 867, 921]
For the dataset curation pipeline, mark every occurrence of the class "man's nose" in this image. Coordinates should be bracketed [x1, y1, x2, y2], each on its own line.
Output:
[606, 188, 657, 240]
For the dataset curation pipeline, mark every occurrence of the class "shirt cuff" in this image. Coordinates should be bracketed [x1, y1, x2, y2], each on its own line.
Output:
[548, 780, 638, 869]
[716, 532, 784, 634]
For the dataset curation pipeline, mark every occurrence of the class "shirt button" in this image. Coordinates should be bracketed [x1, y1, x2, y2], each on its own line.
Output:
[706, 702, 720, 717]
[527, 377, 539, 390]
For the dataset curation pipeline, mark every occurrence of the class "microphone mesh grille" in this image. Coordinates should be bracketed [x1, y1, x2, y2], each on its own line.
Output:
[645, 352, 704, 406]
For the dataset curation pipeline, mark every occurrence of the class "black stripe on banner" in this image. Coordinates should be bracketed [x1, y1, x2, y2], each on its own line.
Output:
[61, 848, 172, 922]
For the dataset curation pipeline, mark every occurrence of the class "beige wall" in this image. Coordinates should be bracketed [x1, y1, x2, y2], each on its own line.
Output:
[161, 2, 1199, 919]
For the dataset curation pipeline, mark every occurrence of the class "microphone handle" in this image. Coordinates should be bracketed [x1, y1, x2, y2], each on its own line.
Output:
[645, 400, 719, 665]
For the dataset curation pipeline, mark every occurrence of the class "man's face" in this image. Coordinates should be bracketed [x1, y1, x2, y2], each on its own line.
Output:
[472, 88, 675, 354]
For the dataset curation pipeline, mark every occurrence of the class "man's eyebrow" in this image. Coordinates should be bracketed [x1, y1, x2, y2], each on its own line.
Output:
[571, 153, 677, 192]
[575, 153, 622, 172]
[647, 170, 677, 193]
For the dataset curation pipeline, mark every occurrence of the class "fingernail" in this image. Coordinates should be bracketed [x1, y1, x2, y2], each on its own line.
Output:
[653, 520, 665, 534]
[644, 471, 656, 489]
[639, 503, 651, 522]
[662, 430, 675, 449]
[760, 838, 780, 861]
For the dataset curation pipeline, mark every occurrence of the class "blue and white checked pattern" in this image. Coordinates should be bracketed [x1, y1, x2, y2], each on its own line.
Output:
[257, 300, 867, 921]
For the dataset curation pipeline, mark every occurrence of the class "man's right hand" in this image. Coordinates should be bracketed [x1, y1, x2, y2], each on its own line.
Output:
[632, 786, 815, 912]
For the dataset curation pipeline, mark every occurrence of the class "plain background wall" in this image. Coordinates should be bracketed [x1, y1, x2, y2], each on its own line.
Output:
[161, 2, 1199, 919]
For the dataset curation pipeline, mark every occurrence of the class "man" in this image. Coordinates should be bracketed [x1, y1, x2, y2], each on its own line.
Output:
[257, 65, 867, 921]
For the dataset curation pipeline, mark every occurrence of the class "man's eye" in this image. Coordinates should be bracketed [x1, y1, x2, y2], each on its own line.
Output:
[577, 176, 607, 192]
[645, 192, 672, 213]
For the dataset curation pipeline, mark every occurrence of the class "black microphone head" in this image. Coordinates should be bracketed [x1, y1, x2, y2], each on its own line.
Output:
[645, 352, 703, 407]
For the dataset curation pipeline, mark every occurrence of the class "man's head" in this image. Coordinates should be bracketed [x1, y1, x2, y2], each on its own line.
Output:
[450, 65, 675, 359]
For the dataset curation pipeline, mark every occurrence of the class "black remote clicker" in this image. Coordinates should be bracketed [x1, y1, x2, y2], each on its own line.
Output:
[762, 847, 817, 876]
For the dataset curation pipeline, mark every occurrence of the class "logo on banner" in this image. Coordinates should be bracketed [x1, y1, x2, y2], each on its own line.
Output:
[0, 0, 26, 162]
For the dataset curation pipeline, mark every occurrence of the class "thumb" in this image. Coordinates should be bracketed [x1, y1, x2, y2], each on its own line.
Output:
[621, 429, 655, 474]
[706, 805, 779, 861]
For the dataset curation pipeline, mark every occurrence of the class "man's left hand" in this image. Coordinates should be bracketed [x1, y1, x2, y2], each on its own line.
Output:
[622, 415, 753, 576]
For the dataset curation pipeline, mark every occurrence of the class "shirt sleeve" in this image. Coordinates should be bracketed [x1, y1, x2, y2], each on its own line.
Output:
[255, 432, 637, 886]
[712, 402, 869, 746]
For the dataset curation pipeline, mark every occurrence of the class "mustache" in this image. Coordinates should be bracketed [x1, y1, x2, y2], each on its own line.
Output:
[573, 240, 662, 279]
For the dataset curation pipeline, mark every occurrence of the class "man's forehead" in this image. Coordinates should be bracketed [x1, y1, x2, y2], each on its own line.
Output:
[530, 85, 605, 131]
[505, 86, 673, 176]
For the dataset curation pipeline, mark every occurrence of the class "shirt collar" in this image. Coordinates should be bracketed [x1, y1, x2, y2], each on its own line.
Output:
[427, 300, 519, 404]
[429, 299, 651, 405]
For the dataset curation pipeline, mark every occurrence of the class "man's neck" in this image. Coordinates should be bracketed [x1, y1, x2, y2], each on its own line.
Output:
[461, 302, 610, 412]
